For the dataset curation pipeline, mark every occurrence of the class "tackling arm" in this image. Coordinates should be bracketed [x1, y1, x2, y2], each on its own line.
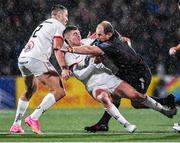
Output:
[61, 45, 103, 56]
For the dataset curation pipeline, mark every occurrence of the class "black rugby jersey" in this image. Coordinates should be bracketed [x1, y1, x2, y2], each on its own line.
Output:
[91, 31, 151, 85]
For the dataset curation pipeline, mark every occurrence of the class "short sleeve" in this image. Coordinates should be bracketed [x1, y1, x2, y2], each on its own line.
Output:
[53, 29, 63, 39]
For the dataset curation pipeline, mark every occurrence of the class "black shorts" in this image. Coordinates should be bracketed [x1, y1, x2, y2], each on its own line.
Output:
[116, 63, 151, 94]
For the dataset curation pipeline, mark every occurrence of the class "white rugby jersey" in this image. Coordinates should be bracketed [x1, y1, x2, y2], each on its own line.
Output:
[64, 38, 112, 81]
[19, 18, 65, 62]
[64, 38, 94, 67]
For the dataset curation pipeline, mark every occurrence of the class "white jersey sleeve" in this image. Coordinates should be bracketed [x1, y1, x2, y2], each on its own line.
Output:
[73, 63, 96, 80]
[19, 18, 65, 62]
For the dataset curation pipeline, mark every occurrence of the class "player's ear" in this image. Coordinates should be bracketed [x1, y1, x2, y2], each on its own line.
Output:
[106, 32, 113, 39]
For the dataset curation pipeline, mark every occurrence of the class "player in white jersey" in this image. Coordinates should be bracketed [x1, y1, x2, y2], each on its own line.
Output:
[63, 25, 137, 133]
[10, 5, 71, 134]
[62, 23, 177, 132]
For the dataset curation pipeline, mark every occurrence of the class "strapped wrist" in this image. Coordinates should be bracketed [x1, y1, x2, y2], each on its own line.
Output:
[67, 47, 74, 53]
[61, 65, 69, 70]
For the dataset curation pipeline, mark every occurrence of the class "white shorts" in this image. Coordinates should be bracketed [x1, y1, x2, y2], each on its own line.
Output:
[85, 72, 122, 95]
[18, 57, 57, 77]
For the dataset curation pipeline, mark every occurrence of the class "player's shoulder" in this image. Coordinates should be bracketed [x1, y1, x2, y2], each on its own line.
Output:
[93, 40, 113, 50]
[44, 18, 65, 28]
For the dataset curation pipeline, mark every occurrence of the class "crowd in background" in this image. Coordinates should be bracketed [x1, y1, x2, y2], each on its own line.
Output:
[0, 0, 179, 75]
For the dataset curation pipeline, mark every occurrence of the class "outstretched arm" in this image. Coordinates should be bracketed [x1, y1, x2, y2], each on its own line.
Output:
[61, 45, 104, 56]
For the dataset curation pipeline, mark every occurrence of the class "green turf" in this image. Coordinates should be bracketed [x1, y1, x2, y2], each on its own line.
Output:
[0, 108, 180, 142]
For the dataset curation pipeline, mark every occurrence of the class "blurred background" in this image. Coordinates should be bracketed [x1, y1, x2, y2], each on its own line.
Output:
[0, 0, 179, 109]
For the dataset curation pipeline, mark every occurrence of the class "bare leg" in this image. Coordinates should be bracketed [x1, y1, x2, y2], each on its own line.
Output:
[91, 89, 136, 133]
[25, 72, 65, 134]
[12, 75, 37, 126]
[30, 72, 65, 120]
[10, 75, 37, 134]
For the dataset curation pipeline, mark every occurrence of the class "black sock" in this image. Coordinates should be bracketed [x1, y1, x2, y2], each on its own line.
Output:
[97, 99, 120, 125]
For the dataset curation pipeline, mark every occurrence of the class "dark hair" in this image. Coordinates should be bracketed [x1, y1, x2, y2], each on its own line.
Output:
[99, 21, 114, 34]
[51, 4, 67, 15]
[63, 25, 78, 37]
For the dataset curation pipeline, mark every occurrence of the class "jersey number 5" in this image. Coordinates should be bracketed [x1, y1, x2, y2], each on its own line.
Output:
[32, 25, 43, 38]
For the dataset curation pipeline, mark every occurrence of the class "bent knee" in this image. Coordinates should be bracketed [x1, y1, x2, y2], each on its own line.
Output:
[53, 88, 66, 101]
[96, 92, 111, 105]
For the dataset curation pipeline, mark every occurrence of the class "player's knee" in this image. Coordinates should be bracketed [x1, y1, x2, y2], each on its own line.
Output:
[128, 90, 143, 101]
[53, 88, 66, 101]
[101, 95, 110, 104]
[97, 92, 111, 106]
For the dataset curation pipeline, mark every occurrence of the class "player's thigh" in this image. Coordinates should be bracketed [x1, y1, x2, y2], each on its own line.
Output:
[38, 71, 64, 92]
[114, 81, 141, 99]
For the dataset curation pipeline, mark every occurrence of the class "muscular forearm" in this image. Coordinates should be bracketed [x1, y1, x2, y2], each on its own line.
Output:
[55, 50, 67, 69]
[174, 44, 180, 52]
[75, 45, 102, 56]
[66, 45, 103, 56]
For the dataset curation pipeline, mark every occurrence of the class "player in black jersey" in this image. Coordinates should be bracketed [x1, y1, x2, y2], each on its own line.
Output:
[61, 21, 177, 132]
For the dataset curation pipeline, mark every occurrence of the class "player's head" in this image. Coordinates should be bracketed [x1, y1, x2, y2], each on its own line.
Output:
[96, 21, 114, 42]
[63, 25, 81, 46]
[51, 4, 68, 25]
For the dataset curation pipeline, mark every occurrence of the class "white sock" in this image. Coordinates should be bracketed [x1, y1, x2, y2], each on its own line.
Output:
[30, 93, 56, 120]
[13, 99, 29, 126]
[142, 96, 165, 111]
[105, 104, 129, 126]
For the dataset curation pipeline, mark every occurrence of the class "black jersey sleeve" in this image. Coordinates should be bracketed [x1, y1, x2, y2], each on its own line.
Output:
[94, 41, 113, 53]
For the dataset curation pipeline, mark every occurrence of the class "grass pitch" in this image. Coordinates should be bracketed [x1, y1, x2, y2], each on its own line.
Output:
[0, 108, 180, 142]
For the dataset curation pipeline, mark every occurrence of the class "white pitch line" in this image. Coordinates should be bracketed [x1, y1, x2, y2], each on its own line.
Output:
[0, 131, 178, 135]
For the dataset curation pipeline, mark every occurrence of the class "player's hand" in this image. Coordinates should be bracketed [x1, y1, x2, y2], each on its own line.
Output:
[87, 31, 96, 39]
[122, 37, 130, 43]
[169, 47, 176, 56]
[61, 69, 72, 80]
[94, 55, 104, 64]
[122, 37, 132, 48]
